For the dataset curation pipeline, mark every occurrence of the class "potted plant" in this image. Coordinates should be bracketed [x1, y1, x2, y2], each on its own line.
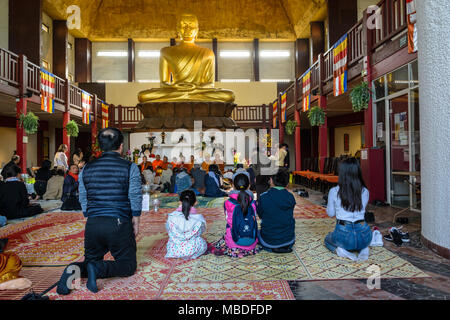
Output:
[285, 120, 298, 135]
[132, 148, 140, 164]
[349, 81, 371, 112]
[65, 120, 79, 138]
[307, 106, 326, 126]
[19, 112, 39, 135]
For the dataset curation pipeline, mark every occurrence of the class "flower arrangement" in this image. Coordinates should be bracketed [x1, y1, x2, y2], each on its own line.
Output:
[19, 112, 39, 135]
[91, 138, 102, 159]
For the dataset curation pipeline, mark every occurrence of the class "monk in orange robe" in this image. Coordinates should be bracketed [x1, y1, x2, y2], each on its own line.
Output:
[152, 155, 164, 171]
[0, 252, 32, 290]
[140, 156, 151, 172]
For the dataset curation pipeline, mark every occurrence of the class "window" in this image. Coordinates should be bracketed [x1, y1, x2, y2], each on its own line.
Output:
[92, 42, 128, 82]
[218, 42, 253, 81]
[387, 65, 409, 95]
[259, 42, 295, 82]
[135, 42, 168, 82]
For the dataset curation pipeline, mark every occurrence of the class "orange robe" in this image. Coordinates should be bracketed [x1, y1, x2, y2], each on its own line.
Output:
[201, 161, 210, 171]
[152, 160, 164, 171]
[0, 252, 22, 284]
[140, 162, 151, 172]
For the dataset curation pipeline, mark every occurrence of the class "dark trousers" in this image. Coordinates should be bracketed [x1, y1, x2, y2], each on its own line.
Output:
[72, 216, 137, 279]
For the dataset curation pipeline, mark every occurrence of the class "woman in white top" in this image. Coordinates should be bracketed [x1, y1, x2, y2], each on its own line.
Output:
[54, 144, 69, 171]
[325, 158, 372, 261]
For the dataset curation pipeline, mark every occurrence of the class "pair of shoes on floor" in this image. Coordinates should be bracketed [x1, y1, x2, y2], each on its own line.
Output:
[298, 191, 309, 198]
[336, 247, 370, 262]
[383, 227, 410, 246]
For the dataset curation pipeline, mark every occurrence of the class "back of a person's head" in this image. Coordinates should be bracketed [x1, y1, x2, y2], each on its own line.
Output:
[337, 157, 366, 212]
[11, 155, 20, 162]
[233, 173, 251, 216]
[56, 169, 65, 177]
[98, 128, 124, 152]
[272, 168, 289, 187]
[236, 163, 244, 169]
[180, 189, 196, 220]
[6, 165, 21, 178]
[41, 160, 52, 170]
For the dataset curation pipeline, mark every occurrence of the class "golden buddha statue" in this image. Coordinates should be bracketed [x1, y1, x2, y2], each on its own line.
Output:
[138, 14, 235, 103]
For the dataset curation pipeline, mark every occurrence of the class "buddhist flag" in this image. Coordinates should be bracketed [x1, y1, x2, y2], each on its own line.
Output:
[333, 34, 348, 97]
[281, 92, 287, 123]
[406, 0, 418, 53]
[40, 69, 55, 114]
[302, 70, 311, 112]
[82, 91, 91, 125]
[101, 102, 109, 128]
[272, 101, 278, 128]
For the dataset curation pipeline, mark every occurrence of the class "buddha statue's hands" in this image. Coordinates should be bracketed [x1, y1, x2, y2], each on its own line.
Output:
[172, 82, 198, 91]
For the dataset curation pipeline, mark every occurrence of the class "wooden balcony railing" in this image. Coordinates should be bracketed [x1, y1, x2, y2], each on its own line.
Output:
[26, 60, 41, 94]
[373, 0, 407, 49]
[0, 48, 19, 86]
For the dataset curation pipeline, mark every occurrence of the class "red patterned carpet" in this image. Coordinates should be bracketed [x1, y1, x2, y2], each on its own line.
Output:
[0, 193, 329, 300]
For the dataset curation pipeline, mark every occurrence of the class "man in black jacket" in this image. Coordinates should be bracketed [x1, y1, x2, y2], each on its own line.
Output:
[1, 155, 20, 180]
[56, 128, 142, 294]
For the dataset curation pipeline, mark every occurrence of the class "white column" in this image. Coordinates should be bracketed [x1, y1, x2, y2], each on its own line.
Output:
[416, 0, 450, 254]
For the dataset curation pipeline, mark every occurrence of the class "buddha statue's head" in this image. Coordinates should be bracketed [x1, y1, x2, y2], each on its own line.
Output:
[177, 13, 199, 43]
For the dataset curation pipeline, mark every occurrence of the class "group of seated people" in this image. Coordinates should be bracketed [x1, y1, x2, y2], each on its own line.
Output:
[165, 157, 372, 262]
[138, 153, 257, 199]
[0, 152, 87, 226]
[165, 168, 297, 259]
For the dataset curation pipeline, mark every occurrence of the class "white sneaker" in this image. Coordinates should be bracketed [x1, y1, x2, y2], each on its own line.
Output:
[357, 247, 370, 261]
[336, 247, 358, 261]
[370, 230, 384, 247]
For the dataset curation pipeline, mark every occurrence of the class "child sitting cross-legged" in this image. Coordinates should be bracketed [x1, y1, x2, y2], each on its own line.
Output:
[209, 172, 259, 257]
[165, 190, 207, 259]
[257, 168, 296, 253]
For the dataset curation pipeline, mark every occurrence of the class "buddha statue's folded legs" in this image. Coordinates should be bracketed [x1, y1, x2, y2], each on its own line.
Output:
[138, 87, 235, 103]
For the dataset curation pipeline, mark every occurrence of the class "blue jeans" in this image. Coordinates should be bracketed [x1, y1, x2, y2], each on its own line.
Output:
[324, 221, 372, 253]
[0, 215, 6, 227]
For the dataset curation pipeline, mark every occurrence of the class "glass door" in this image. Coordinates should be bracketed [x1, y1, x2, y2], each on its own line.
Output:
[389, 94, 410, 207]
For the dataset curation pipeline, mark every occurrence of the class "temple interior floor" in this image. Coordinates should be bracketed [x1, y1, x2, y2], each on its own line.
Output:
[0, 187, 449, 300]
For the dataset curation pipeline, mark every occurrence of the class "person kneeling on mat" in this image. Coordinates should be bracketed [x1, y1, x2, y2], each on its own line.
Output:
[56, 128, 142, 294]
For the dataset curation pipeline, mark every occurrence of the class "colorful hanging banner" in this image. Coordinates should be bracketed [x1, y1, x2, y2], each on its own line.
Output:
[40, 69, 55, 114]
[281, 92, 287, 123]
[82, 91, 91, 125]
[272, 101, 278, 129]
[101, 102, 109, 128]
[302, 70, 311, 112]
[406, 0, 418, 53]
[333, 34, 348, 97]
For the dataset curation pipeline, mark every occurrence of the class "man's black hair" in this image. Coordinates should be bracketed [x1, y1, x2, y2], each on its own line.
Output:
[97, 128, 124, 152]
[5, 165, 21, 178]
[272, 168, 290, 187]
[236, 163, 244, 169]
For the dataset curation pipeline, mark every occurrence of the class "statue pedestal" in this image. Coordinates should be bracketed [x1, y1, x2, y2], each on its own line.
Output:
[135, 101, 238, 131]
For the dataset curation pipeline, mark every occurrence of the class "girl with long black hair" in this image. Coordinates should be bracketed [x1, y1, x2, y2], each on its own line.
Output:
[165, 190, 207, 259]
[209, 172, 259, 258]
[324, 158, 372, 261]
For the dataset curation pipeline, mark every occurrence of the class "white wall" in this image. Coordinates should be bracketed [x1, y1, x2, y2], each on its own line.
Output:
[92, 42, 128, 82]
[26, 134, 37, 168]
[0, 0, 8, 49]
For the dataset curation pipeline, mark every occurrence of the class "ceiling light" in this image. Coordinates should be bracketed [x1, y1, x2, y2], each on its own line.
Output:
[220, 79, 251, 83]
[96, 80, 128, 83]
[138, 51, 161, 58]
[220, 51, 251, 58]
[260, 50, 290, 58]
[261, 79, 292, 82]
[97, 51, 128, 57]
[137, 80, 160, 83]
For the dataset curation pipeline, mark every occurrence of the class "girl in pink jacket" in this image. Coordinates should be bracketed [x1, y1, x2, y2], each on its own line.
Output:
[210, 172, 259, 258]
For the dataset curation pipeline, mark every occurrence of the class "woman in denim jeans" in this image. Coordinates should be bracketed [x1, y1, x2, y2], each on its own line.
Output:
[324, 158, 372, 261]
